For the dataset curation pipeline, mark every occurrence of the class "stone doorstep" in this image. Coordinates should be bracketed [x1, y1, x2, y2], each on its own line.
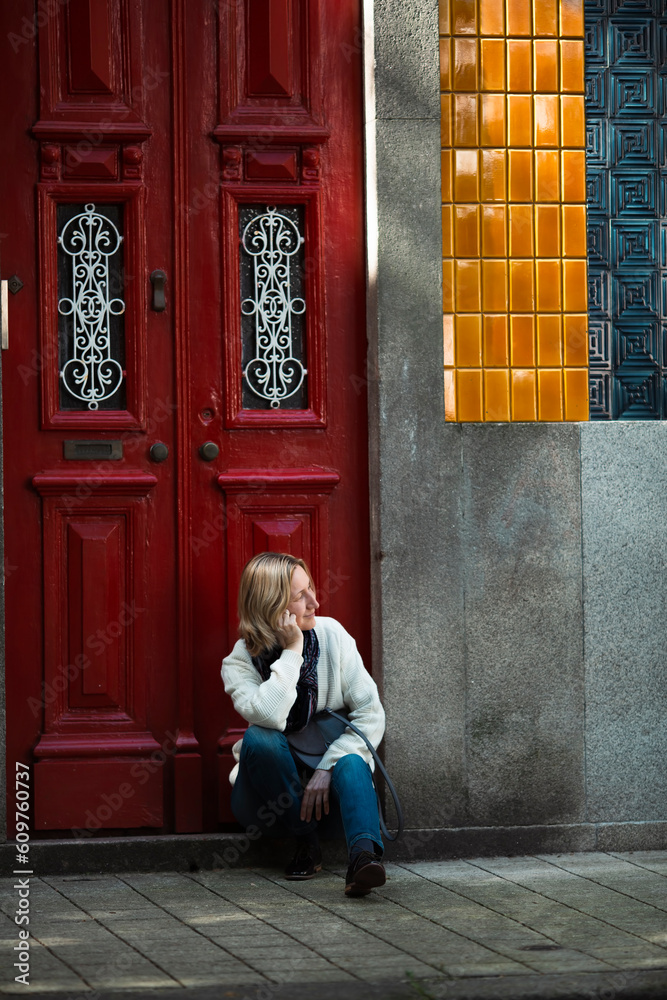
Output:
[2, 823, 667, 876]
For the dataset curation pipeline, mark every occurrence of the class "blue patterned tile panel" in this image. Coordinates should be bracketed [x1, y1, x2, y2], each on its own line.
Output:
[585, 0, 667, 418]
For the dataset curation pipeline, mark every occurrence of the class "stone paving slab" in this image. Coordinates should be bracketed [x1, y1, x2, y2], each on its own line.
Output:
[611, 851, 667, 878]
[402, 858, 667, 970]
[258, 863, 530, 978]
[539, 853, 667, 913]
[470, 855, 667, 965]
[1, 853, 667, 997]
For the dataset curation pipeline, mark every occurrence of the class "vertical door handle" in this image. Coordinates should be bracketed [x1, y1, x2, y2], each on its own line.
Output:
[150, 270, 167, 311]
[1, 280, 8, 349]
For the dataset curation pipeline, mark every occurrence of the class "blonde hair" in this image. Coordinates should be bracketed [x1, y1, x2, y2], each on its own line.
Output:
[238, 552, 314, 656]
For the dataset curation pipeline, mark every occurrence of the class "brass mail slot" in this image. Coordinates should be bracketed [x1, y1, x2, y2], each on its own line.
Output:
[63, 440, 123, 461]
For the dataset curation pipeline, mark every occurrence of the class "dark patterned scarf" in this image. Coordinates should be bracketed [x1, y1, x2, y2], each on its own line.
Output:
[252, 628, 320, 733]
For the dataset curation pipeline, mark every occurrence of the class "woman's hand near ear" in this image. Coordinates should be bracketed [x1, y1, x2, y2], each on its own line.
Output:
[277, 610, 304, 656]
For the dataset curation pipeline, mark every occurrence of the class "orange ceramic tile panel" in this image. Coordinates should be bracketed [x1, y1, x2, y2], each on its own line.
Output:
[441, 0, 588, 422]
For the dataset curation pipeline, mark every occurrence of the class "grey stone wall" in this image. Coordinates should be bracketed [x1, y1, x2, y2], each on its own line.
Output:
[370, 0, 464, 829]
[0, 317, 4, 842]
[377, 419, 667, 852]
[460, 425, 586, 830]
[371, 0, 667, 853]
[581, 424, 667, 831]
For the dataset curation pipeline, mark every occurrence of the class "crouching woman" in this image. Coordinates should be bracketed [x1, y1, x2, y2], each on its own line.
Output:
[221, 551, 386, 896]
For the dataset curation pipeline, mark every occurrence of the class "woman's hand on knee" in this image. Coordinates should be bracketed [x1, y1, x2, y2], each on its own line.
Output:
[301, 768, 332, 822]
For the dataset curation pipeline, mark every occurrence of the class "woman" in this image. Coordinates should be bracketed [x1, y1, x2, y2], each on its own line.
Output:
[221, 551, 386, 897]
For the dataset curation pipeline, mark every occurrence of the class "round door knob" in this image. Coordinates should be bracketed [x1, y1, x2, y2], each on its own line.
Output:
[199, 441, 219, 462]
[150, 442, 169, 463]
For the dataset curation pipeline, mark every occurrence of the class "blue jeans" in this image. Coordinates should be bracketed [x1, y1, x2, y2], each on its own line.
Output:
[231, 725, 383, 855]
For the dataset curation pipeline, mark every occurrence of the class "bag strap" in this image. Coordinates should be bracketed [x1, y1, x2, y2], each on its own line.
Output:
[322, 708, 404, 843]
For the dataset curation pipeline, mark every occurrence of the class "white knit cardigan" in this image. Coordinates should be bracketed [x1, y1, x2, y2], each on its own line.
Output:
[221, 616, 385, 785]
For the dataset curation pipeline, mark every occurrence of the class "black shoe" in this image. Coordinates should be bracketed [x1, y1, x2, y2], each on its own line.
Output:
[284, 839, 322, 880]
[344, 850, 386, 896]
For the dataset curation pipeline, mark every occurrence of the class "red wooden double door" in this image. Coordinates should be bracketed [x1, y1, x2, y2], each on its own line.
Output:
[2, 0, 369, 836]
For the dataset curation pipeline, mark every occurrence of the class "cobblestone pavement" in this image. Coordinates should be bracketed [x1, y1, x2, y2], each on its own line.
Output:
[2, 851, 667, 999]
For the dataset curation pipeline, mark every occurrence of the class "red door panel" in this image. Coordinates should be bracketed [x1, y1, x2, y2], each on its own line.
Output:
[2, 0, 368, 837]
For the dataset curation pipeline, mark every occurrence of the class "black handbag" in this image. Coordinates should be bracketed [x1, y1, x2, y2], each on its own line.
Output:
[286, 708, 404, 842]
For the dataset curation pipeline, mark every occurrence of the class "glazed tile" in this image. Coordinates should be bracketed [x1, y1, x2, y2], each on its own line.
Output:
[483, 314, 509, 366]
[563, 313, 588, 367]
[454, 37, 478, 91]
[538, 368, 564, 420]
[455, 204, 480, 257]
[535, 204, 561, 257]
[510, 260, 535, 312]
[537, 314, 562, 366]
[511, 369, 537, 421]
[454, 149, 479, 200]
[534, 0, 558, 37]
[507, 39, 531, 93]
[564, 367, 589, 420]
[442, 149, 452, 201]
[563, 259, 587, 312]
[508, 150, 533, 201]
[533, 40, 559, 93]
[506, 0, 531, 37]
[480, 94, 506, 146]
[456, 313, 483, 366]
[536, 258, 561, 312]
[534, 94, 560, 147]
[443, 314, 455, 367]
[482, 204, 507, 256]
[457, 369, 483, 420]
[559, 39, 583, 93]
[440, 37, 451, 91]
[480, 0, 505, 36]
[561, 204, 587, 258]
[510, 204, 534, 257]
[482, 259, 508, 312]
[455, 93, 478, 145]
[441, 93, 451, 146]
[560, 94, 585, 146]
[444, 367, 457, 421]
[440, 0, 450, 36]
[510, 314, 535, 366]
[443, 260, 455, 312]
[507, 95, 532, 147]
[480, 149, 506, 201]
[535, 150, 560, 201]
[456, 259, 482, 312]
[559, 0, 583, 39]
[442, 204, 453, 257]
[561, 149, 585, 202]
[452, 0, 477, 35]
[484, 369, 511, 420]
[481, 38, 505, 92]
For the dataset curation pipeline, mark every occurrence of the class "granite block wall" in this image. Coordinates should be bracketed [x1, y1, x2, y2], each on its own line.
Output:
[372, 0, 667, 851]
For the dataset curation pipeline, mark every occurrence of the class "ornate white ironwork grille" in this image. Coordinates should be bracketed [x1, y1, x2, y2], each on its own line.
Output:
[57, 203, 126, 411]
[240, 205, 307, 409]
